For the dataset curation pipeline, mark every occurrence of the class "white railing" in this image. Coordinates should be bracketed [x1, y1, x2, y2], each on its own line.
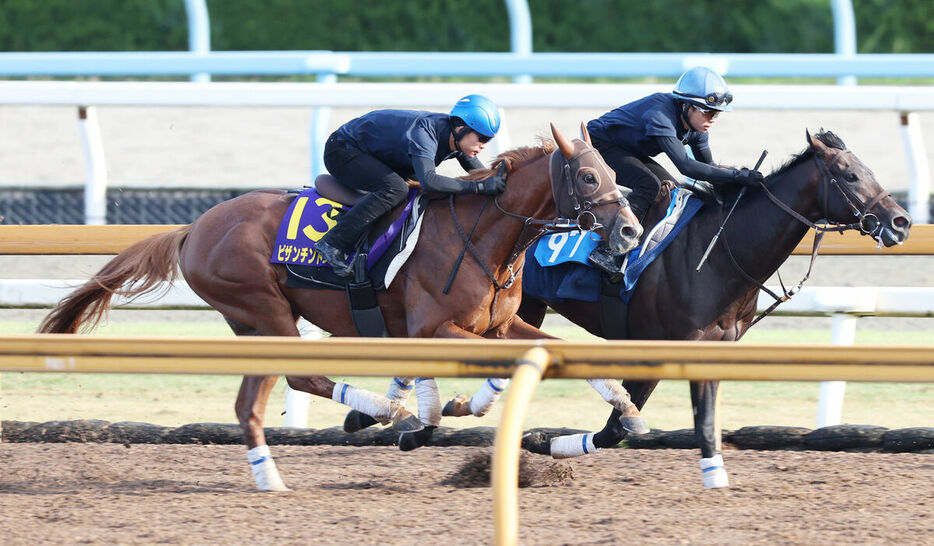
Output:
[0, 80, 931, 223]
[3, 278, 929, 428]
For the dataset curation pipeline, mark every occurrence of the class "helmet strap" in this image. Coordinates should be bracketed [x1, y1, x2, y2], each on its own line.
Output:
[450, 120, 470, 152]
[680, 103, 696, 132]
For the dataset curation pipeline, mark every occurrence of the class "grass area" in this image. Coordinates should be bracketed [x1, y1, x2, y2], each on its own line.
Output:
[1, 318, 932, 432]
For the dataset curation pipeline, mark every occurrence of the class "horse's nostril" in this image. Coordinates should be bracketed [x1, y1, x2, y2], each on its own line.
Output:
[893, 216, 910, 229]
[621, 226, 638, 239]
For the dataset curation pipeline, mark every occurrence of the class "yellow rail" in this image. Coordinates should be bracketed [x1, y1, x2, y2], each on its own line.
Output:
[492, 347, 550, 546]
[0, 224, 932, 255]
[0, 335, 932, 381]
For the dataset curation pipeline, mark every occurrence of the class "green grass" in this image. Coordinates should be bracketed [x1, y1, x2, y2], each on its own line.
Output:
[1, 318, 932, 431]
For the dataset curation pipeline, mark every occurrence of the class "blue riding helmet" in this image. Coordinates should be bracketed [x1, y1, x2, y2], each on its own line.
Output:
[672, 67, 734, 112]
[450, 94, 501, 138]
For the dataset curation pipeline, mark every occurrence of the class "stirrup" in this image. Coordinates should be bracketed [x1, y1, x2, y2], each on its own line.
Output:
[588, 247, 623, 282]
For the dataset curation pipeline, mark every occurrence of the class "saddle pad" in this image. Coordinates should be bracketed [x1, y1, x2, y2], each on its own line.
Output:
[523, 188, 702, 304]
[533, 230, 602, 267]
[272, 187, 418, 270]
[283, 191, 427, 291]
[271, 188, 344, 267]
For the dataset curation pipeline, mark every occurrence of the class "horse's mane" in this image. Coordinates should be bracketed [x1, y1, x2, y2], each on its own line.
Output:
[769, 129, 846, 178]
[461, 138, 557, 181]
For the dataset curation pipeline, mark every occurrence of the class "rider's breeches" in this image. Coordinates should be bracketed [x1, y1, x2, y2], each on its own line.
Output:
[592, 139, 676, 222]
[320, 137, 410, 250]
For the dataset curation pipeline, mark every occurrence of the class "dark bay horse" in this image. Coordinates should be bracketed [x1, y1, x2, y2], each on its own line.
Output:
[38, 123, 643, 491]
[515, 130, 911, 487]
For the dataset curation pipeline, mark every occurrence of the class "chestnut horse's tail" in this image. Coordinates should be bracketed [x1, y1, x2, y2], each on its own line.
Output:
[38, 225, 193, 334]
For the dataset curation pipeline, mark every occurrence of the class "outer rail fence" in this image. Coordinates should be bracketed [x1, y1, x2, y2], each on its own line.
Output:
[0, 80, 930, 223]
[0, 334, 932, 545]
[2, 223, 934, 430]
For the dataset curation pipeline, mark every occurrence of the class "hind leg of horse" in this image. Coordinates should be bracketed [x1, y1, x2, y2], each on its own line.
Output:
[522, 379, 660, 457]
[691, 380, 729, 489]
[226, 318, 297, 491]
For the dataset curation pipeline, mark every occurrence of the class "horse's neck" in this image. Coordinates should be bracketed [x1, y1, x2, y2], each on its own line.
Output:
[718, 157, 823, 282]
[500, 154, 557, 221]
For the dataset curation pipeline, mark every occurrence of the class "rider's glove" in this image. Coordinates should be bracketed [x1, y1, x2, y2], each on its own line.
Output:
[474, 163, 508, 195]
[732, 168, 765, 186]
[474, 174, 506, 195]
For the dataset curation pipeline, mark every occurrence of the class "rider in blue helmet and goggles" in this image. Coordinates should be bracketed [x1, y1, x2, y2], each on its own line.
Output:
[313, 94, 504, 276]
[586, 66, 763, 225]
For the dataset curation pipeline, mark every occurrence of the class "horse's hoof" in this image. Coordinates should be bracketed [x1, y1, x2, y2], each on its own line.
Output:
[441, 394, 472, 417]
[521, 431, 552, 456]
[343, 410, 379, 433]
[398, 426, 436, 452]
[620, 415, 650, 434]
[391, 407, 424, 433]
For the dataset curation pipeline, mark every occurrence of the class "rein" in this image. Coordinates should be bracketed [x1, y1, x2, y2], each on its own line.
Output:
[722, 149, 889, 327]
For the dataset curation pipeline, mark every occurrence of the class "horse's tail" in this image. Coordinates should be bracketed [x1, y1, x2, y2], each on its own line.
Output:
[38, 225, 193, 334]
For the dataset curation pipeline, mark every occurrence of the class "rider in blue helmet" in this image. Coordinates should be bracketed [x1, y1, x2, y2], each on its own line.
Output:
[313, 94, 505, 276]
[586, 66, 763, 225]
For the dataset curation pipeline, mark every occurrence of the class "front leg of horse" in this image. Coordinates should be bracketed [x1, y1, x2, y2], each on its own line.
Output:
[691, 380, 728, 488]
[236, 375, 290, 492]
[441, 316, 554, 419]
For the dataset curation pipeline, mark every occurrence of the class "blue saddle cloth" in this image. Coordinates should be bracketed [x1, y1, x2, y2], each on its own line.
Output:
[523, 188, 703, 303]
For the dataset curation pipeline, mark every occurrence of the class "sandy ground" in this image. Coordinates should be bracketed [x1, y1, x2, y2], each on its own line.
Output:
[0, 443, 931, 545]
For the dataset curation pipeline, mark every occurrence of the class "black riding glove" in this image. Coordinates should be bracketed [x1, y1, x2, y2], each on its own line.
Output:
[474, 163, 508, 195]
[474, 174, 506, 195]
[732, 168, 765, 186]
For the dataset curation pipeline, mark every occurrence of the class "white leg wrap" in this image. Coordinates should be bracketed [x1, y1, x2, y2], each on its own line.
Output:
[332, 382, 393, 424]
[469, 378, 509, 417]
[586, 378, 634, 411]
[550, 433, 600, 459]
[414, 378, 442, 426]
[247, 445, 289, 492]
[699, 454, 730, 489]
[387, 377, 415, 403]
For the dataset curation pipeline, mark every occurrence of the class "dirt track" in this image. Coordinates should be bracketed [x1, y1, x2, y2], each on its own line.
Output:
[0, 443, 931, 545]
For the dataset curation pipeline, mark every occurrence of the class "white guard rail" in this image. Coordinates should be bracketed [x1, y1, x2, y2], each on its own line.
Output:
[3, 278, 930, 429]
[0, 80, 931, 223]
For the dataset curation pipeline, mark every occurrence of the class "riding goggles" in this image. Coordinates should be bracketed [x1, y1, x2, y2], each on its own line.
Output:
[703, 91, 733, 107]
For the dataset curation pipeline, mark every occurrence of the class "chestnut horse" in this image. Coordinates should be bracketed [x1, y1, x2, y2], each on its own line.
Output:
[515, 130, 911, 487]
[38, 123, 642, 491]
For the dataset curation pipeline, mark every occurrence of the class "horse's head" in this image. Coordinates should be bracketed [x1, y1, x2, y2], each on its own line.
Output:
[806, 130, 911, 246]
[550, 122, 643, 253]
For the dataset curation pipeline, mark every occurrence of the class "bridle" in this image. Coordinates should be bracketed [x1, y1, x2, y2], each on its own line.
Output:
[759, 149, 890, 239]
[722, 147, 890, 327]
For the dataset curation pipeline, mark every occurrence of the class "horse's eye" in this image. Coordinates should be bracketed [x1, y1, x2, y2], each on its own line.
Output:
[583, 173, 596, 184]
[845, 172, 859, 183]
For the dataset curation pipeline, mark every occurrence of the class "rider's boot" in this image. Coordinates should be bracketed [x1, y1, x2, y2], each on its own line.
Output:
[313, 238, 353, 277]
[587, 247, 624, 280]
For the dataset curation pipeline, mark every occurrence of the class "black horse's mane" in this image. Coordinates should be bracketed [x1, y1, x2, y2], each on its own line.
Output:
[769, 130, 846, 179]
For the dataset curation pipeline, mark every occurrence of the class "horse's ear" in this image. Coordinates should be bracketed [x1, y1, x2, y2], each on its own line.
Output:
[807, 129, 830, 158]
[580, 122, 592, 146]
[551, 122, 575, 159]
